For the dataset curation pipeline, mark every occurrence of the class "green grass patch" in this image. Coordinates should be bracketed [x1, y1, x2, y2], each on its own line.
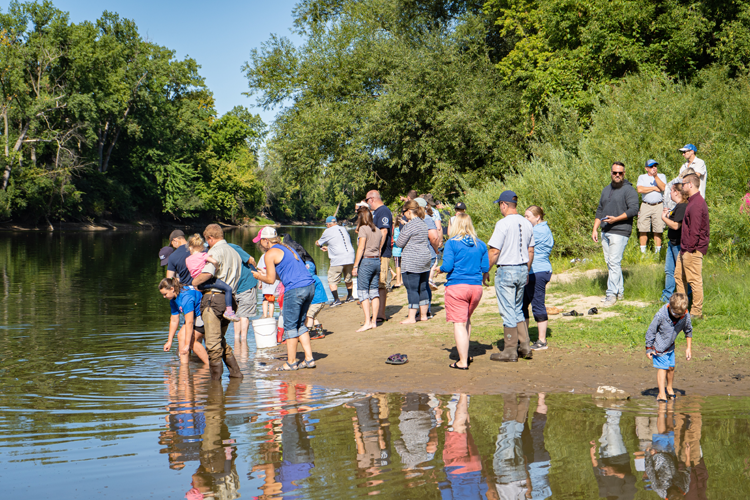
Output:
[250, 216, 275, 226]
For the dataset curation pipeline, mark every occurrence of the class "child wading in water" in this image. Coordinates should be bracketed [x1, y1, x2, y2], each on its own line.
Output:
[646, 293, 693, 402]
[185, 234, 239, 321]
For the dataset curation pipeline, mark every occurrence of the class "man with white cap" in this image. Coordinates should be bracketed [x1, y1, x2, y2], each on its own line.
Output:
[486, 190, 535, 363]
[678, 144, 707, 199]
[636, 159, 667, 254]
[316, 216, 355, 306]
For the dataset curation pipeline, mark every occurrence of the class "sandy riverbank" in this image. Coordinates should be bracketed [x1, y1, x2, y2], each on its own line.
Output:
[258, 275, 750, 397]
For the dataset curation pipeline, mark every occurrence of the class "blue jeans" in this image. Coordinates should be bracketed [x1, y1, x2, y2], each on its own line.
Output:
[282, 283, 315, 339]
[403, 271, 430, 309]
[601, 232, 629, 297]
[357, 258, 380, 301]
[661, 241, 680, 302]
[495, 265, 528, 327]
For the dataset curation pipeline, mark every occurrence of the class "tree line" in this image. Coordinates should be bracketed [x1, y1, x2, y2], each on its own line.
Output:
[1, 0, 265, 225]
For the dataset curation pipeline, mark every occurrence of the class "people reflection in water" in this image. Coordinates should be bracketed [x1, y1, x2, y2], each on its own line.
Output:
[394, 393, 439, 473]
[251, 382, 316, 499]
[527, 393, 552, 499]
[589, 408, 637, 499]
[346, 394, 392, 487]
[635, 402, 707, 500]
[159, 365, 209, 470]
[492, 394, 532, 498]
[439, 394, 488, 499]
[186, 379, 241, 500]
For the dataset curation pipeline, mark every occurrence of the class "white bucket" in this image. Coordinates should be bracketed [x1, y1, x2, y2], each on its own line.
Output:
[252, 318, 278, 349]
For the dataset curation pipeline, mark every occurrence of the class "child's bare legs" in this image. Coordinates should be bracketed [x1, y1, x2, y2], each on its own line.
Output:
[357, 299, 374, 332]
[396, 265, 402, 286]
[192, 332, 209, 365]
[666, 366, 675, 396]
[657, 368, 668, 400]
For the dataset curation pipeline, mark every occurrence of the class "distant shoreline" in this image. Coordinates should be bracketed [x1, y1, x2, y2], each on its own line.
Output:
[0, 219, 326, 232]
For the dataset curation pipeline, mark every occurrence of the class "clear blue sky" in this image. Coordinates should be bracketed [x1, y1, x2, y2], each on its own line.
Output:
[1, 0, 301, 126]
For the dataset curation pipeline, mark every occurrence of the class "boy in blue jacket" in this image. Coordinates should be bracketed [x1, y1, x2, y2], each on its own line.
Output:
[646, 293, 693, 402]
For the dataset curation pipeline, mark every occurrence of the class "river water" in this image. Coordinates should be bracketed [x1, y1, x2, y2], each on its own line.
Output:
[1, 227, 749, 499]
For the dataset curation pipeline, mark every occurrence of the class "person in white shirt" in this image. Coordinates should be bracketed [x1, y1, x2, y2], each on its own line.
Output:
[678, 144, 707, 199]
[316, 216, 356, 306]
[636, 159, 667, 254]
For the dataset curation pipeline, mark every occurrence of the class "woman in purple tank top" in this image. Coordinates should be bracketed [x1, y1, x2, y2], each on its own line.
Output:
[252, 227, 317, 370]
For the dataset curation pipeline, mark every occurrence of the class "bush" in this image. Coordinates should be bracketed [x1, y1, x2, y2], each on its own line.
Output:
[463, 70, 750, 257]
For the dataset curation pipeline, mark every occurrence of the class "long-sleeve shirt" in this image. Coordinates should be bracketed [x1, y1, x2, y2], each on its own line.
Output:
[395, 217, 432, 273]
[681, 193, 710, 255]
[440, 236, 489, 286]
[595, 180, 640, 237]
[645, 305, 693, 354]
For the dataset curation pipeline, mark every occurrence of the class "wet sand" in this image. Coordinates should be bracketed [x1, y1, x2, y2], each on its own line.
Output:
[260, 281, 750, 397]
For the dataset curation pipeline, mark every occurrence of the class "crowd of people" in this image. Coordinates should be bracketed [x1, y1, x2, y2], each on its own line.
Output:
[155, 143, 709, 398]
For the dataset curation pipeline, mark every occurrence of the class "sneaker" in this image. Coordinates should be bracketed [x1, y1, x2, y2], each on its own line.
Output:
[530, 340, 548, 350]
[603, 295, 617, 306]
[330, 299, 342, 308]
[616, 293, 624, 300]
[345, 296, 356, 303]
[600, 296, 608, 302]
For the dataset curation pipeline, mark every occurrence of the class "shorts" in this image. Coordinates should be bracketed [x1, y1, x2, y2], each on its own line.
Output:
[307, 302, 325, 319]
[445, 284, 483, 323]
[236, 287, 258, 318]
[378, 257, 392, 289]
[263, 294, 275, 303]
[652, 350, 676, 370]
[637, 202, 665, 233]
[283, 284, 315, 339]
[328, 264, 354, 286]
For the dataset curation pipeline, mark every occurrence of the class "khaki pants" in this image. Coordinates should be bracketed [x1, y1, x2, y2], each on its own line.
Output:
[675, 251, 704, 317]
[378, 257, 392, 290]
[201, 292, 234, 363]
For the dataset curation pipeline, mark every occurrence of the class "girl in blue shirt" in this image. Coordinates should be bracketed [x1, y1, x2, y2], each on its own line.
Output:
[522, 206, 555, 351]
[159, 277, 209, 365]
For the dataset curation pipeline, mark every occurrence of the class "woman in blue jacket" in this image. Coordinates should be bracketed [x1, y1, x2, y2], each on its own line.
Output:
[523, 206, 555, 351]
[439, 213, 489, 370]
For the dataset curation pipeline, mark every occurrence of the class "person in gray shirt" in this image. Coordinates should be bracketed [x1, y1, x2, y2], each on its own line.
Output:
[316, 216, 356, 305]
[592, 162, 639, 306]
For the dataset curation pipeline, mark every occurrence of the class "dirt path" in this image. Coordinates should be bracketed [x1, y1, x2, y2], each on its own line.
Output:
[257, 280, 750, 397]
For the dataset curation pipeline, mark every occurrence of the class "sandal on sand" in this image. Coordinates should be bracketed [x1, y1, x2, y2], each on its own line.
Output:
[449, 362, 468, 370]
[386, 354, 408, 365]
[276, 361, 299, 371]
[299, 359, 316, 369]
[656, 398, 668, 403]
[667, 392, 677, 400]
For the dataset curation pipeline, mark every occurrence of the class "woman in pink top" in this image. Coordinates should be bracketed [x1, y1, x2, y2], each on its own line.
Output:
[186, 234, 238, 321]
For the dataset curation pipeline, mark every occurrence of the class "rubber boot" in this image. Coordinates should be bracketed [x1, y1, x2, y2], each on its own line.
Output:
[490, 327, 518, 362]
[224, 354, 244, 379]
[516, 321, 533, 360]
[209, 361, 223, 381]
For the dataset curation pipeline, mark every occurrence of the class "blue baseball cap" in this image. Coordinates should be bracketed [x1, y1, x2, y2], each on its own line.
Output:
[494, 190, 518, 204]
[679, 144, 697, 153]
[325, 216, 337, 223]
[645, 159, 659, 168]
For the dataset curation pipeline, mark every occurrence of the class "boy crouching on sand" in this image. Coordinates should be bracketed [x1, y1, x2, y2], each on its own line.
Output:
[646, 293, 693, 402]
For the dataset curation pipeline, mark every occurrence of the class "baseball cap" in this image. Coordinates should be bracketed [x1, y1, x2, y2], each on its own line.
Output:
[645, 159, 659, 168]
[672, 177, 684, 185]
[678, 144, 697, 153]
[355, 202, 369, 209]
[494, 190, 518, 204]
[423, 193, 437, 206]
[169, 229, 185, 241]
[415, 197, 427, 208]
[252, 226, 277, 243]
[159, 246, 174, 266]
[325, 216, 337, 223]
[455, 202, 466, 210]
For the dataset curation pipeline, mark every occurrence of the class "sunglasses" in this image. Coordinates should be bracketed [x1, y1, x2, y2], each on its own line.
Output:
[611, 171, 624, 176]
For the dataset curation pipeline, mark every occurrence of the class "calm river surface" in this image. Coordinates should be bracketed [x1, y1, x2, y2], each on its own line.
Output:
[1, 227, 749, 499]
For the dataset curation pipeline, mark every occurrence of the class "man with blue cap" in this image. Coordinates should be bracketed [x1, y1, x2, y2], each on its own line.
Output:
[486, 190, 535, 362]
[678, 144, 707, 199]
[316, 215, 355, 306]
[636, 159, 667, 254]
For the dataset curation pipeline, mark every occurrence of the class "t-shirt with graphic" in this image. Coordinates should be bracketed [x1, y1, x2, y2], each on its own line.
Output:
[373, 205, 394, 258]
[318, 225, 355, 266]
[170, 286, 202, 319]
[487, 214, 535, 266]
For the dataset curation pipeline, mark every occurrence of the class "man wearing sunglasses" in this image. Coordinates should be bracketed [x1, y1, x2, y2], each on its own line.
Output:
[592, 162, 640, 306]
